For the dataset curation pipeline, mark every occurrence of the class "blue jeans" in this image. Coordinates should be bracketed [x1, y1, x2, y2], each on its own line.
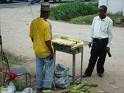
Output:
[36, 56, 55, 88]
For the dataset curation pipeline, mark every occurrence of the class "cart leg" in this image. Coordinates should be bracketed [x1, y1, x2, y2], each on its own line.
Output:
[81, 48, 83, 79]
[72, 53, 76, 82]
[53, 50, 56, 89]
[25, 73, 28, 86]
[28, 73, 31, 87]
[54, 50, 56, 64]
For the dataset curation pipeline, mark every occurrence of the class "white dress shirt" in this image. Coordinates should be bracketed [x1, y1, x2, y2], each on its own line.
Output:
[90, 16, 113, 47]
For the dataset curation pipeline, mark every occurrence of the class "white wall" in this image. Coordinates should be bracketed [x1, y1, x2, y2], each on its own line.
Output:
[99, 0, 124, 16]
[108, 0, 123, 15]
[123, 0, 124, 16]
[98, 0, 108, 7]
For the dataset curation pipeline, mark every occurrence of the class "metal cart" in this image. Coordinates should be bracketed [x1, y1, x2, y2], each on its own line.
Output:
[52, 35, 84, 82]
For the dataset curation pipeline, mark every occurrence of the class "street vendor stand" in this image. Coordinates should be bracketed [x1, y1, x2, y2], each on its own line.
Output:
[52, 35, 84, 82]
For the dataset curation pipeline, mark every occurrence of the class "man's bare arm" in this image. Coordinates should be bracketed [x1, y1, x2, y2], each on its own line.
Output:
[45, 40, 53, 54]
[31, 38, 33, 42]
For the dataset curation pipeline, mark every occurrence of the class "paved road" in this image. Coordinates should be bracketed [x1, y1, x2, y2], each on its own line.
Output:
[0, 3, 124, 93]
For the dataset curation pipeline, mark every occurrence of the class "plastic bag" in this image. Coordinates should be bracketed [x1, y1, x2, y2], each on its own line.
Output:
[8, 82, 16, 93]
[15, 88, 36, 93]
[54, 64, 70, 88]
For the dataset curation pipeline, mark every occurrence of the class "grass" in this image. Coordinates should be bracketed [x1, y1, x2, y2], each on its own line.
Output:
[69, 14, 124, 25]
[70, 14, 96, 25]
[108, 14, 124, 22]
[0, 50, 26, 65]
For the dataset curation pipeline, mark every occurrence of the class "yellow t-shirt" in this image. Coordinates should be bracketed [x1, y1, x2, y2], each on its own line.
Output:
[30, 17, 52, 58]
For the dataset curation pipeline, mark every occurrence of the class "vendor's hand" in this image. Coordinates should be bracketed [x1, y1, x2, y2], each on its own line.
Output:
[0, 35, 2, 45]
[106, 47, 110, 52]
[47, 53, 54, 60]
[106, 47, 112, 57]
[88, 42, 92, 48]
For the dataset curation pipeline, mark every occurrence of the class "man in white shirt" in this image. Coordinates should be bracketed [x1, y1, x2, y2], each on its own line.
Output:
[83, 5, 113, 77]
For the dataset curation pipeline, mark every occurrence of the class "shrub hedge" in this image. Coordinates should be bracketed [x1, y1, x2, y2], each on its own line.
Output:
[70, 14, 96, 24]
[50, 1, 97, 21]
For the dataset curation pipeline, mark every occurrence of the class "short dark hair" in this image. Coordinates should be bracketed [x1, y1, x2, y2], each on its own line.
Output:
[100, 5, 107, 13]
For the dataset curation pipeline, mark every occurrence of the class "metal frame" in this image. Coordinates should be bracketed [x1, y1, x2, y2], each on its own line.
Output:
[0, 40, 31, 86]
[54, 46, 83, 82]
[0, 17, 31, 87]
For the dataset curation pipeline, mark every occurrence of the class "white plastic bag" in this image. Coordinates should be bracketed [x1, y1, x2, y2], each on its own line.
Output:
[22, 88, 33, 93]
[15, 88, 36, 93]
[8, 82, 16, 93]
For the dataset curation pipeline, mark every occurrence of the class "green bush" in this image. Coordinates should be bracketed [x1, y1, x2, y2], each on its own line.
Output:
[70, 14, 124, 25]
[70, 14, 96, 24]
[108, 14, 124, 22]
[0, 50, 26, 65]
[50, 1, 97, 21]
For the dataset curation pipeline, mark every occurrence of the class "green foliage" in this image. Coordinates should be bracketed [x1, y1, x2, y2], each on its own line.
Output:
[70, 14, 124, 25]
[4, 51, 26, 65]
[50, 1, 97, 21]
[108, 14, 124, 22]
[42, 80, 102, 93]
[70, 14, 96, 24]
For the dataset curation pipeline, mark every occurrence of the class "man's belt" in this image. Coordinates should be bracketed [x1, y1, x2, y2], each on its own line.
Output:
[93, 38, 108, 41]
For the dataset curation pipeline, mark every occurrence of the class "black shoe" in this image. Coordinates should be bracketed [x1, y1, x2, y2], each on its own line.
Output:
[97, 73, 103, 77]
[82, 74, 91, 78]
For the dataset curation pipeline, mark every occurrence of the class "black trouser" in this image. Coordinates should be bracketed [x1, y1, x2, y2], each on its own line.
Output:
[85, 38, 108, 76]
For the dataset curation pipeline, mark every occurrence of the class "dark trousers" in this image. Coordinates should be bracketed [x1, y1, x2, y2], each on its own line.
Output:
[85, 38, 108, 75]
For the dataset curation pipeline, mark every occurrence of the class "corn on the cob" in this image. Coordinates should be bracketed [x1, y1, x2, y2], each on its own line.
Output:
[71, 42, 84, 50]
[52, 35, 83, 48]
[52, 38, 77, 46]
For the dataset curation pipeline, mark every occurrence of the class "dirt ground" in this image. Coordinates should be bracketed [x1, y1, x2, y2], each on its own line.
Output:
[0, 2, 124, 93]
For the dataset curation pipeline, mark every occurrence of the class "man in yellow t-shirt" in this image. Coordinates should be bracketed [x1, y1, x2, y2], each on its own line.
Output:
[29, 2, 55, 91]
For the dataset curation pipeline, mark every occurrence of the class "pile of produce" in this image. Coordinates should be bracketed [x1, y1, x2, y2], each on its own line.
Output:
[52, 38, 77, 46]
[42, 80, 104, 93]
[52, 35, 84, 50]
[67, 80, 102, 93]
